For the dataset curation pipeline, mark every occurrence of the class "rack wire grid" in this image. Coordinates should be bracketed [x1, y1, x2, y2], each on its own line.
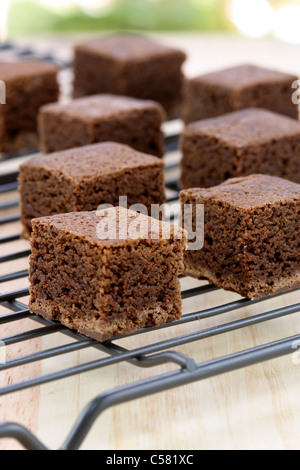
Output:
[0, 42, 300, 451]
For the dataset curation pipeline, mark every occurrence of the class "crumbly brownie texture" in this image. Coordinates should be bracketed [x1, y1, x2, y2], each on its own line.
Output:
[19, 141, 166, 239]
[182, 64, 298, 124]
[180, 174, 300, 300]
[180, 108, 300, 189]
[38, 94, 165, 157]
[28, 207, 187, 341]
[73, 34, 186, 118]
[0, 60, 59, 154]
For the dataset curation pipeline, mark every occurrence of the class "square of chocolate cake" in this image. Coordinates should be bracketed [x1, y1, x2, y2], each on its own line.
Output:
[180, 174, 300, 300]
[0, 60, 59, 154]
[38, 94, 165, 157]
[73, 34, 186, 118]
[28, 207, 187, 341]
[180, 108, 300, 189]
[19, 142, 166, 238]
[182, 64, 298, 123]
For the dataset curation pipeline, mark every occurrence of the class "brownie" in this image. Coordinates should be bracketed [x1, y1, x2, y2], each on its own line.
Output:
[182, 64, 298, 124]
[28, 207, 187, 341]
[0, 60, 59, 154]
[73, 34, 186, 118]
[38, 93, 165, 157]
[180, 108, 300, 189]
[19, 141, 166, 239]
[180, 174, 300, 300]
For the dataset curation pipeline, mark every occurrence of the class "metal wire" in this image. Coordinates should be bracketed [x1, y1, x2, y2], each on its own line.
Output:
[0, 43, 299, 450]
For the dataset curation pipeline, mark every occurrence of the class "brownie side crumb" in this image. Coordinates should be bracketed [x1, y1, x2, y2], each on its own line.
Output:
[28, 208, 187, 340]
[19, 142, 166, 238]
[180, 175, 300, 299]
[38, 95, 165, 157]
[180, 108, 300, 188]
[0, 60, 60, 153]
[182, 64, 299, 123]
[73, 35, 186, 117]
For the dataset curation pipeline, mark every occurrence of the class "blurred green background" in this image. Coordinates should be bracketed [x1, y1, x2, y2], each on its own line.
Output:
[6, 0, 231, 35]
[3, 0, 300, 43]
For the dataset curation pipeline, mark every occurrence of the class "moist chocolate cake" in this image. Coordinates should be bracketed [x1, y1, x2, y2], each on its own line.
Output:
[19, 142, 166, 239]
[180, 108, 300, 189]
[180, 174, 300, 300]
[0, 60, 59, 154]
[28, 207, 187, 341]
[38, 93, 165, 157]
[73, 34, 186, 118]
[182, 64, 298, 124]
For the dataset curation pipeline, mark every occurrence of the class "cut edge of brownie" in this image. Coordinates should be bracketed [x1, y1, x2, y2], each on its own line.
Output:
[38, 94, 166, 157]
[184, 264, 300, 301]
[28, 208, 187, 341]
[181, 64, 299, 123]
[180, 175, 300, 300]
[179, 109, 300, 188]
[0, 60, 60, 154]
[73, 35, 186, 117]
[18, 142, 167, 239]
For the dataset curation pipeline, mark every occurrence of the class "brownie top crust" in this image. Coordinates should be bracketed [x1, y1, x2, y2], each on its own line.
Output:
[190, 64, 297, 90]
[75, 34, 186, 62]
[0, 60, 60, 81]
[32, 207, 186, 246]
[184, 108, 300, 147]
[20, 142, 164, 180]
[39, 93, 165, 121]
[181, 174, 300, 210]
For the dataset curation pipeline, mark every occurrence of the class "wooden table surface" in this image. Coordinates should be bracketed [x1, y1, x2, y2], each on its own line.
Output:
[0, 33, 300, 451]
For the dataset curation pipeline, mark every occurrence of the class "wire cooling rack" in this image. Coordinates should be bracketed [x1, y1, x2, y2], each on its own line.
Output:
[0, 42, 300, 451]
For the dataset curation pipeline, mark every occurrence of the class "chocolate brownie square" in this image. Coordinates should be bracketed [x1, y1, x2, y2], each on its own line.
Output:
[182, 64, 298, 123]
[38, 94, 165, 157]
[28, 207, 187, 341]
[180, 174, 300, 300]
[73, 34, 186, 118]
[180, 108, 300, 189]
[19, 141, 166, 239]
[0, 60, 59, 154]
